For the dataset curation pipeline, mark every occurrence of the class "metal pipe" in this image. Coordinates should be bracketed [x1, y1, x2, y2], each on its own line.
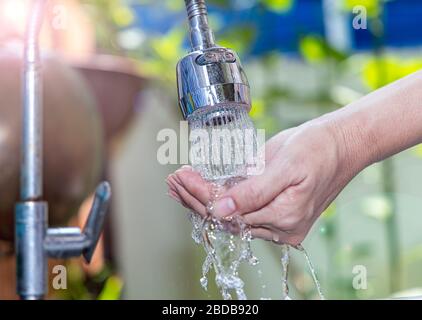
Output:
[177, 0, 251, 120]
[184, 0, 215, 51]
[15, 202, 47, 300]
[16, 0, 111, 300]
[21, 0, 47, 200]
[82, 182, 112, 263]
[16, 0, 48, 300]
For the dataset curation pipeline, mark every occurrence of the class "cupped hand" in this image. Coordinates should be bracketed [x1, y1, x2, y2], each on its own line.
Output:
[167, 119, 364, 246]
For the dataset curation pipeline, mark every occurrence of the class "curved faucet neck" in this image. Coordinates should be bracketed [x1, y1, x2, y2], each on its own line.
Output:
[185, 0, 216, 51]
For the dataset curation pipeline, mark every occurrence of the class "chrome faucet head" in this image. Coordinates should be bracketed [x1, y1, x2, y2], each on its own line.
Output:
[177, 0, 251, 123]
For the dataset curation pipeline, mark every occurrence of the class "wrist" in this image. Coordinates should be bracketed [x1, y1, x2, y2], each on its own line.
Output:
[325, 114, 376, 179]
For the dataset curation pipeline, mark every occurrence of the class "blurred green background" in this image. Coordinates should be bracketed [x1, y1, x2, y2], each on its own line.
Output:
[88, 0, 422, 300]
[29, 0, 422, 299]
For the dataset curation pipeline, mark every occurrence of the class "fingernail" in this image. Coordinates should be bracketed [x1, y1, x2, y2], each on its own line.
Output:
[181, 165, 192, 170]
[214, 197, 236, 218]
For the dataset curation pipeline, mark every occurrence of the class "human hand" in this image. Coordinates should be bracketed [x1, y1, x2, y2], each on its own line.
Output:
[167, 119, 366, 245]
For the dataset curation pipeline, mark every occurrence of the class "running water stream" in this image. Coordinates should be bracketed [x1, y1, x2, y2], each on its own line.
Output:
[189, 180, 258, 300]
[186, 105, 324, 300]
[295, 244, 325, 299]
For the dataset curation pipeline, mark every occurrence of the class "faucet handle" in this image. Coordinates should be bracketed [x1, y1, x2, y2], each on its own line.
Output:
[82, 181, 111, 263]
[44, 182, 111, 263]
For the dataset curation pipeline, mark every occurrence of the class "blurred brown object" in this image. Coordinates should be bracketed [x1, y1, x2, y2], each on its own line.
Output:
[72, 54, 145, 276]
[0, 50, 145, 297]
[0, 0, 145, 240]
[0, 242, 16, 299]
[0, 45, 104, 241]
[0, 0, 145, 299]
[72, 55, 144, 147]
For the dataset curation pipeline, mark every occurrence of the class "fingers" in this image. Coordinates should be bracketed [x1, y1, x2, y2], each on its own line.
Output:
[168, 129, 299, 220]
[168, 176, 207, 216]
[243, 185, 312, 246]
[213, 159, 296, 219]
[166, 166, 210, 217]
[240, 190, 295, 228]
[242, 207, 275, 227]
[243, 187, 306, 231]
[168, 188, 182, 204]
[167, 167, 308, 245]
[250, 227, 275, 241]
[173, 167, 210, 206]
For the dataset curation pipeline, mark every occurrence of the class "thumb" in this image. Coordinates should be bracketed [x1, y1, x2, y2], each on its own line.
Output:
[213, 159, 294, 218]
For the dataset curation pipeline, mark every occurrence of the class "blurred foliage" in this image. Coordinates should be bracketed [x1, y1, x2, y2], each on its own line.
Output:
[141, 28, 186, 83]
[343, 0, 384, 18]
[218, 25, 256, 55]
[57, 260, 123, 300]
[300, 35, 347, 64]
[320, 204, 337, 239]
[81, 0, 297, 86]
[79, 0, 422, 299]
[363, 57, 422, 90]
[261, 0, 294, 13]
[412, 145, 422, 159]
[98, 275, 124, 300]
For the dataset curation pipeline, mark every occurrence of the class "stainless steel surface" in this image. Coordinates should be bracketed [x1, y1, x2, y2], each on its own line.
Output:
[178, 0, 251, 120]
[82, 181, 111, 263]
[44, 182, 111, 261]
[21, 0, 46, 201]
[44, 226, 89, 259]
[17, 0, 48, 301]
[15, 201, 48, 300]
[46, 227, 82, 236]
[15, 0, 111, 300]
[185, 0, 215, 51]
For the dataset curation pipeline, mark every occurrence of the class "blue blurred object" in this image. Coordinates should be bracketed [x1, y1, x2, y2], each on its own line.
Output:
[353, 0, 422, 49]
[131, 0, 422, 55]
[215, 0, 325, 54]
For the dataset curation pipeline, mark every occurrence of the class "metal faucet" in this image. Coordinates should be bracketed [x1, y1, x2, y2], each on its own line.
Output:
[177, 0, 251, 122]
[16, 0, 111, 300]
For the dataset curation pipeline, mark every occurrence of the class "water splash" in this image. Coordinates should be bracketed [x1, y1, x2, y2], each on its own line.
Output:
[295, 244, 325, 300]
[192, 181, 258, 300]
[257, 269, 271, 300]
[186, 105, 324, 300]
[188, 105, 260, 300]
[280, 244, 291, 300]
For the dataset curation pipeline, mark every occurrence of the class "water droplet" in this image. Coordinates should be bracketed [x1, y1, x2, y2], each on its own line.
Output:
[186, 106, 324, 301]
[200, 276, 208, 290]
[295, 245, 325, 300]
[280, 244, 290, 300]
[248, 255, 259, 266]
